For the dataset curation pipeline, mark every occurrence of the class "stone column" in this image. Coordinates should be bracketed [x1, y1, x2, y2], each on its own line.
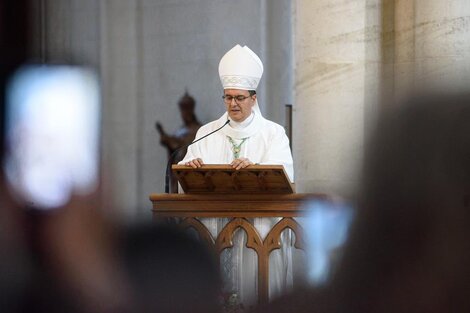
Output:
[99, 0, 141, 218]
[293, 0, 381, 196]
[293, 0, 470, 196]
[394, 0, 470, 97]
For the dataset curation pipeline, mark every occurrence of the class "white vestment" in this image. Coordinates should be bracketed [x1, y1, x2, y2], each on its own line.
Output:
[179, 106, 294, 306]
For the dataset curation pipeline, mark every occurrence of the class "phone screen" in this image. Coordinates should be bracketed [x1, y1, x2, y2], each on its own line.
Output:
[303, 199, 353, 285]
[3, 64, 100, 210]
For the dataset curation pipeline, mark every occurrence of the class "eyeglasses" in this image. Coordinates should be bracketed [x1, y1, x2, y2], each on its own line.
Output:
[222, 94, 253, 104]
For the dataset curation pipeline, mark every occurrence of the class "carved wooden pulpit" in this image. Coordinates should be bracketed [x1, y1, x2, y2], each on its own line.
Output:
[150, 165, 326, 304]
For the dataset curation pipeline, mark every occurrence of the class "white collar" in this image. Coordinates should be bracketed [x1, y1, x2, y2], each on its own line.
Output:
[229, 112, 254, 129]
[218, 99, 265, 139]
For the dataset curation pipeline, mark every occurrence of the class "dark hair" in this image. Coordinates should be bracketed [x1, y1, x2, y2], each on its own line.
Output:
[261, 93, 470, 313]
[331, 92, 470, 313]
[0, 90, 4, 161]
[120, 222, 221, 313]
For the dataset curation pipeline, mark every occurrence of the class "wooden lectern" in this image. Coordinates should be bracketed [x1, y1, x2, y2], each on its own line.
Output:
[173, 164, 294, 194]
[150, 165, 326, 305]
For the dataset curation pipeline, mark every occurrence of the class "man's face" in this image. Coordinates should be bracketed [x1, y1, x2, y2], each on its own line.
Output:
[224, 89, 256, 122]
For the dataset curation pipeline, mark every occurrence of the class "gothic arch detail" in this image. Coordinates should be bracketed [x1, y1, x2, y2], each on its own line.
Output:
[179, 217, 215, 246]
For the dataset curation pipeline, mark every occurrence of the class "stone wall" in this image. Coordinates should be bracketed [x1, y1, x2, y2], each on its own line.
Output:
[34, 0, 293, 219]
[293, 0, 470, 198]
[29, 0, 470, 216]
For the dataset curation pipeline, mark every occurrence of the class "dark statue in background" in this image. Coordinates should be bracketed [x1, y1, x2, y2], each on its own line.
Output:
[156, 91, 202, 192]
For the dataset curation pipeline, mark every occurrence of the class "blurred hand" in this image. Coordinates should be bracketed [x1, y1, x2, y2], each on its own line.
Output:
[41, 187, 132, 313]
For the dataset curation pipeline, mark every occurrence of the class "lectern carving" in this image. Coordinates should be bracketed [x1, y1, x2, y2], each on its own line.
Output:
[150, 165, 326, 304]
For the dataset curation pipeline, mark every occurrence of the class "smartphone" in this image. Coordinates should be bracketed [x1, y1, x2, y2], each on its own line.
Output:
[3, 64, 100, 210]
[303, 199, 354, 286]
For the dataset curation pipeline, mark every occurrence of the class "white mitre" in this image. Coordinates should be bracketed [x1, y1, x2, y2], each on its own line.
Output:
[218, 44, 264, 90]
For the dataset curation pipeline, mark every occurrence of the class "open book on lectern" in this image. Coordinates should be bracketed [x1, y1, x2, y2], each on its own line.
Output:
[172, 164, 295, 194]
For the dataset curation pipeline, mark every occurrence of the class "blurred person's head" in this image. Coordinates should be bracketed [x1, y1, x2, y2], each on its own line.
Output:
[120, 222, 221, 313]
[0, 3, 131, 312]
[0, 2, 31, 309]
[0, 59, 129, 312]
[331, 92, 470, 313]
[0, 180, 33, 313]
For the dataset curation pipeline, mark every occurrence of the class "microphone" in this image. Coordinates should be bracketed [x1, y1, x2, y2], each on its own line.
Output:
[164, 119, 230, 193]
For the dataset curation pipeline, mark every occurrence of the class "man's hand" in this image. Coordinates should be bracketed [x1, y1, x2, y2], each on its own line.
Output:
[184, 158, 204, 168]
[231, 158, 253, 170]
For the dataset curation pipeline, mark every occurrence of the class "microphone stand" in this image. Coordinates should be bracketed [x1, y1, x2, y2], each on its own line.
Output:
[164, 119, 230, 193]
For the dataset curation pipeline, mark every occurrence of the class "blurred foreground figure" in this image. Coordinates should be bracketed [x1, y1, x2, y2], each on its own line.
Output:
[0, 64, 132, 313]
[119, 222, 222, 313]
[0, 181, 32, 312]
[258, 92, 470, 313]
[1, 63, 221, 312]
[0, 179, 132, 313]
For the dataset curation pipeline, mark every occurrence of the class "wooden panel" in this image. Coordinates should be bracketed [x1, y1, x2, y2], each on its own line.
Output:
[150, 192, 326, 305]
[168, 216, 305, 305]
[172, 164, 295, 194]
[150, 193, 328, 217]
[179, 217, 215, 246]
